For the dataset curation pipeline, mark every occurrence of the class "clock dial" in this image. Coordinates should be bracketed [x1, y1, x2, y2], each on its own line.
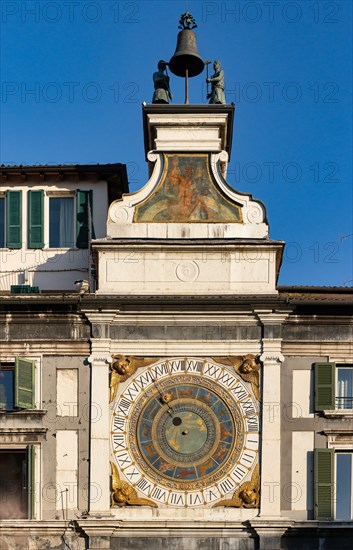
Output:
[111, 358, 259, 508]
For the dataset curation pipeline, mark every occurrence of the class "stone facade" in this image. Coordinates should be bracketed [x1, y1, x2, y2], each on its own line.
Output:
[0, 107, 352, 550]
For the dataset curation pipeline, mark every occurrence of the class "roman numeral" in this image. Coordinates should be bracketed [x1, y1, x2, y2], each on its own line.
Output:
[112, 434, 125, 451]
[219, 478, 235, 494]
[169, 360, 185, 373]
[246, 416, 259, 432]
[218, 370, 236, 387]
[124, 382, 140, 401]
[113, 415, 126, 432]
[188, 492, 203, 506]
[232, 465, 248, 482]
[240, 399, 256, 416]
[136, 478, 153, 494]
[135, 371, 154, 389]
[169, 492, 185, 506]
[151, 487, 167, 502]
[151, 362, 169, 379]
[117, 452, 131, 468]
[203, 363, 221, 379]
[186, 360, 203, 373]
[117, 398, 132, 415]
[231, 383, 248, 400]
[125, 467, 140, 480]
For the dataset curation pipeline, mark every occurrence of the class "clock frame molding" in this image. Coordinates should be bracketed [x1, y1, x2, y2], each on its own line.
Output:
[110, 356, 261, 509]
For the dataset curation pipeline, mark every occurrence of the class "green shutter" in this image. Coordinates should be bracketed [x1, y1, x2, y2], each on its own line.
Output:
[76, 190, 93, 248]
[315, 362, 335, 411]
[314, 448, 334, 520]
[6, 190, 22, 248]
[15, 358, 35, 409]
[28, 190, 44, 248]
[0, 197, 5, 247]
[27, 445, 35, 519]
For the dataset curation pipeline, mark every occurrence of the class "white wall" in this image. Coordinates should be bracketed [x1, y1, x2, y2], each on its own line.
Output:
[0, 181, 108, 291]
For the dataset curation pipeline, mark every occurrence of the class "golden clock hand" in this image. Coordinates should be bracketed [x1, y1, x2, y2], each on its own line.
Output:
[151, 377, 175, 417]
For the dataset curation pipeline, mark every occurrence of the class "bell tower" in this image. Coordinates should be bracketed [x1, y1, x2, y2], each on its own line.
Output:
[84, 11, 288, 550]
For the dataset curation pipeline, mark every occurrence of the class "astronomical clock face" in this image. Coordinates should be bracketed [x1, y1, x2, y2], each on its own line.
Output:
[110, 358, 260, 508]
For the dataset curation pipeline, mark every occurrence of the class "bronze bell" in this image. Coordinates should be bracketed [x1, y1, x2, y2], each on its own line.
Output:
[169, 28, 204, 78]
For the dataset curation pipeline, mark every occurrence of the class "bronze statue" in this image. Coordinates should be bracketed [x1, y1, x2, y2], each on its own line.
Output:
[206, 60, 226, 104]
[152, 60, 173, 104]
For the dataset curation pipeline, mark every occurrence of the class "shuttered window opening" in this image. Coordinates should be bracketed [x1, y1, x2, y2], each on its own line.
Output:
[48, 190, 94, 248]
[315, 449, 353, 520]
[336, 453, 353, 520]
[2, 189, 95, 249]
[6, 190, 22, 248]
[0, 197, 5, 247]
[27, 445, 36, 519]
[0, 366, 14, 409]
[28, 190, 44, 248]
[314, 363, 335, 411]
[49, 196, 74, 247]
[1, 359, 35, 410]
[315, 362, 353, 411]
[76, 190, 94, 248]
[337, 366, 353, 409]
[314, 448, 334, 520]
[15, 358, 35, 409]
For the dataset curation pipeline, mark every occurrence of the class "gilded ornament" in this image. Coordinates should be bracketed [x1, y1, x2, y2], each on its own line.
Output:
[213, 464, 260, 508]
[161, 391, 174, 404]
[111, 462, 157, 508]
[109, 355, 159, 403]
[213, 355, 261, 402]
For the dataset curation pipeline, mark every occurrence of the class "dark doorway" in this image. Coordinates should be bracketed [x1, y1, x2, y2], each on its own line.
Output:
[0, 450, 28, 519]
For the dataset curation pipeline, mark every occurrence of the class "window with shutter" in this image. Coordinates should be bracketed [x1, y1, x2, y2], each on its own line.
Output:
[336, 366, 353, 409]
[6, 190, 22, 248]
[27, 445, 36, 519]
[0, 197, 5, 247]
[314, 448, 334, 520]
[76, 190, 94, 248]
[0, 365, 15, 410]
[15, 358, 35, 409]
[314, 363, 335, 411]
[49, 196, 74, 247]
[28, 190, 44, 248]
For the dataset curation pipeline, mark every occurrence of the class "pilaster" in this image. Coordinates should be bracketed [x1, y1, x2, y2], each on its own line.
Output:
[87, 345, 112, 514]
[250, 520, 293, 550]
[256, 311, 290, 518]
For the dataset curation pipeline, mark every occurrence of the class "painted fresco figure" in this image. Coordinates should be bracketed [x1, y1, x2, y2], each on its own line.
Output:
[206, 60, 226, 104]
[152, 60, 173, 104]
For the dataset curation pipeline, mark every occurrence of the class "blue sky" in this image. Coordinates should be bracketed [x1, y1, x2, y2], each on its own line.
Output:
[1, 0, 352, 286]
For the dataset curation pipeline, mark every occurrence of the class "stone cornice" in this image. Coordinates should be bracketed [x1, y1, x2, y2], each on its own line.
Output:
[255, 311, 291, 325]
[0, 163, 128, 190]
[142, 103, 235, 160]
